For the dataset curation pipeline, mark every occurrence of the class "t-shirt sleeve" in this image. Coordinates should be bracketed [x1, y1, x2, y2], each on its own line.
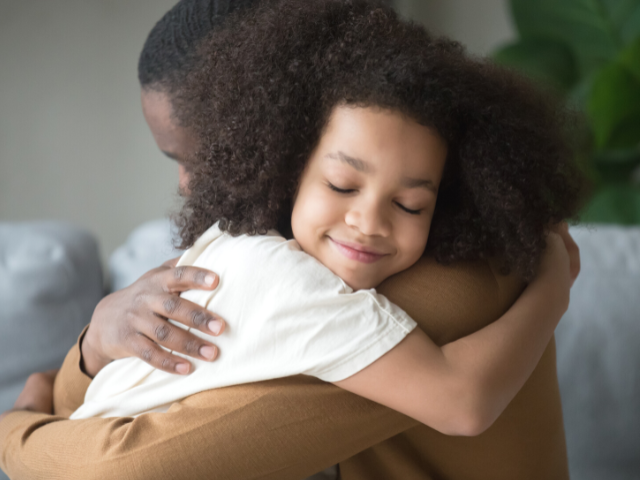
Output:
[299, 291, 417, 382]
[198, 235, 418, 384]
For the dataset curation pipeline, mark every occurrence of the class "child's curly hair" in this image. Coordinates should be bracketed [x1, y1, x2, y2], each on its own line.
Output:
[173, 0, 586, 279]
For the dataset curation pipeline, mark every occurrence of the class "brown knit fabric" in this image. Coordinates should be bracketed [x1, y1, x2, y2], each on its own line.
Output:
[0, 257, 568, 480]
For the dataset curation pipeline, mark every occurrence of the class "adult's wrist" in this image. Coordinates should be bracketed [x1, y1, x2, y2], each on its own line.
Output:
[80, 325, 112, 378]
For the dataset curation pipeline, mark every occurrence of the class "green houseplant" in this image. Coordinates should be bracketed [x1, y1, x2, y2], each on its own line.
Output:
[493, 0, 640, 224]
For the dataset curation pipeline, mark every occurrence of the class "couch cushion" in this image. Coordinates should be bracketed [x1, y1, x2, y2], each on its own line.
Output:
[108, 219, 182, 292]
[557, 225, 640, 480]
[0, 222, 103, 414]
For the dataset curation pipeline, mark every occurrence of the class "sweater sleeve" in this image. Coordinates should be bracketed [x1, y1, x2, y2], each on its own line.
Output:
[53, 325, 93, 418]
[1, 257, 530, 480]
[1, 375, 415, 480]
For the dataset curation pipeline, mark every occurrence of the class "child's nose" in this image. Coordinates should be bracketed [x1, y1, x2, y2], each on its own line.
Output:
[345, 201, 391, 237]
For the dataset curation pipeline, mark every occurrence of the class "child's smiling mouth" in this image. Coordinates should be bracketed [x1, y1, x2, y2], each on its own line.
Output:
[327, 237, 390, 264]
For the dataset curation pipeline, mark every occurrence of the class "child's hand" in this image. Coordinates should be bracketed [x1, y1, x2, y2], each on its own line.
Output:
[534, 229, 572, 313]
[552, 222, 580, 287]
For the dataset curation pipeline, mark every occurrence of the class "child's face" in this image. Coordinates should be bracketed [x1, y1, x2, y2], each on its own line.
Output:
[291, 106, 447, 290]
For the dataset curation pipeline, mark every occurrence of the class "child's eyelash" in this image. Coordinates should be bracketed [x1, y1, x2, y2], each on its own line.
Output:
[328, 183, 422, 215]
[328, 183, 355, 194]
[395, 203, 422, 215]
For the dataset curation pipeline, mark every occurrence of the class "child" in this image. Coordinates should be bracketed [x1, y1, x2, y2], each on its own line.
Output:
[71, 0, 583, 438]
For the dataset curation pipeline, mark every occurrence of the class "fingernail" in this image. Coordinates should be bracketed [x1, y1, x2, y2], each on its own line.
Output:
[204, 274, 217, 287]
[208, 320, 223, 335]
[175, 363, 190, 374]
[200, 345, 217, 360]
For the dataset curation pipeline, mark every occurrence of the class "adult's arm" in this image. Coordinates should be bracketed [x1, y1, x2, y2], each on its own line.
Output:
[2, 337, 415, 480]
[1, 257, 567, 480]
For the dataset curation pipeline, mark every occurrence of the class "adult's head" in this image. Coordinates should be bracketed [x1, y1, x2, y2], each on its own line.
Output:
[138, 0, 257, 192]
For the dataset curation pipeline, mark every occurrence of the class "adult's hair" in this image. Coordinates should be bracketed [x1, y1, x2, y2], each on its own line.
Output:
[174, 0, 586, 279]
[138, 0, 257, 92]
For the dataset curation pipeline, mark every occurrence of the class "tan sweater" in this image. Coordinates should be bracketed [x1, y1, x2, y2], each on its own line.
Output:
[0, 257, 569, 480]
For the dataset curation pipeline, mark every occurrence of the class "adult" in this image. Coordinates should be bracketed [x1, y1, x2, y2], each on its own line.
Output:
[0, 1, 579, 478]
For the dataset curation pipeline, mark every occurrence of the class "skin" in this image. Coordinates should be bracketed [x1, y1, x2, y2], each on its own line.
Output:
[140, 88, 195, 195]
[292, 106, 447, 291]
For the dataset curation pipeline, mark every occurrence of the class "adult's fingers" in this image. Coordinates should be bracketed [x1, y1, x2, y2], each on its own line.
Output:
[153, 264, 220, 294]
[131, 333, 194, 375]
[150, 294, 226, 336]
[161, 257, 181, 268]
[135, 311, 220, 362]
[40, 369, 59, 383]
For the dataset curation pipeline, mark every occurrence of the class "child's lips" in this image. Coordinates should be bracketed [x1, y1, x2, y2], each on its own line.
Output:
[328, 237, 389, 264]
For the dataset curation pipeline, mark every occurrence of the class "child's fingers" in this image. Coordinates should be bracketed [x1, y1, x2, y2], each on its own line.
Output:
[539, 231, 570, 281]
[552, 222, 580, 287]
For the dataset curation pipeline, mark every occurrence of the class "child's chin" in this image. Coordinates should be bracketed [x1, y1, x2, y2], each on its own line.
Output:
[324, 262, 380, 291]
[341, 274, 379, 292]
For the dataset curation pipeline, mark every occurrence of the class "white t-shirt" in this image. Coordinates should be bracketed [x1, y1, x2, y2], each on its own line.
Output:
[71, 224, 417, 419]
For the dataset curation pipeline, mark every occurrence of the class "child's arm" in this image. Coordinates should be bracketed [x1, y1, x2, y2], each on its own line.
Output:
[334, 231, 572, 437]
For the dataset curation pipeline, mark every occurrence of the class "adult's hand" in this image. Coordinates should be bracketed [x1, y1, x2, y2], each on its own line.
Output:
[0, 370, 58, 424]
[81, 258, 226, 378]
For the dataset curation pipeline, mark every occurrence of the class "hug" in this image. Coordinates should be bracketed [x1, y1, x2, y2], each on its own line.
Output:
[1, 0, 586, 479]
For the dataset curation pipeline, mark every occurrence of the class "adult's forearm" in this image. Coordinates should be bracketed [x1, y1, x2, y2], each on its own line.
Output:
[3, 376, 415, 480]
[80, 321, 113, 378]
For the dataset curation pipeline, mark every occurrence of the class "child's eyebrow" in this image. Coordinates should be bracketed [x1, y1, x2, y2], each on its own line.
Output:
[401, 177, 438, 193]
[325, 151, 370, 173]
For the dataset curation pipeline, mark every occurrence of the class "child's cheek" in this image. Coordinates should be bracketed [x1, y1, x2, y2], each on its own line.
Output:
[399, 216, 431, 267]
[291, 184, 334, 250]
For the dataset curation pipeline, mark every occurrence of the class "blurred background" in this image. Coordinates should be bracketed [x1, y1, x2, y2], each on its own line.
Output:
[0, 0, 517, 262]
[4, 0, 639, 262]
[1, 3, 639, 480]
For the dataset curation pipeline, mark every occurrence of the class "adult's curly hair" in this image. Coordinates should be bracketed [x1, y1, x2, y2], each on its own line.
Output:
[173, 0, 586, 279]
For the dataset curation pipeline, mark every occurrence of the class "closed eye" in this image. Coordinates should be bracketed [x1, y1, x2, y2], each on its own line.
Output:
[328, 182, 356, 194]
[395, 202, 422, 215]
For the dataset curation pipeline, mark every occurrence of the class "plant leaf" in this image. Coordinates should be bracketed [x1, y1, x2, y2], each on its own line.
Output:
[580, 184, 640, 224]
[510, 0, 640, 76]
[493, 37, 579, 92]
[593, 148, 640, 182]
[587, 37, 640, 149]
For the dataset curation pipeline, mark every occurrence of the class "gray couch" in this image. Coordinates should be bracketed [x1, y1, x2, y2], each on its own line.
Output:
[1, 220, 639, 480]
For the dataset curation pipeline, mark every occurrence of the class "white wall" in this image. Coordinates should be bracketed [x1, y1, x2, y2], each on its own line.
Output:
[0, 0, 515, 262]
[0, 0, 180, 261]
[396, 0, 515, 56]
